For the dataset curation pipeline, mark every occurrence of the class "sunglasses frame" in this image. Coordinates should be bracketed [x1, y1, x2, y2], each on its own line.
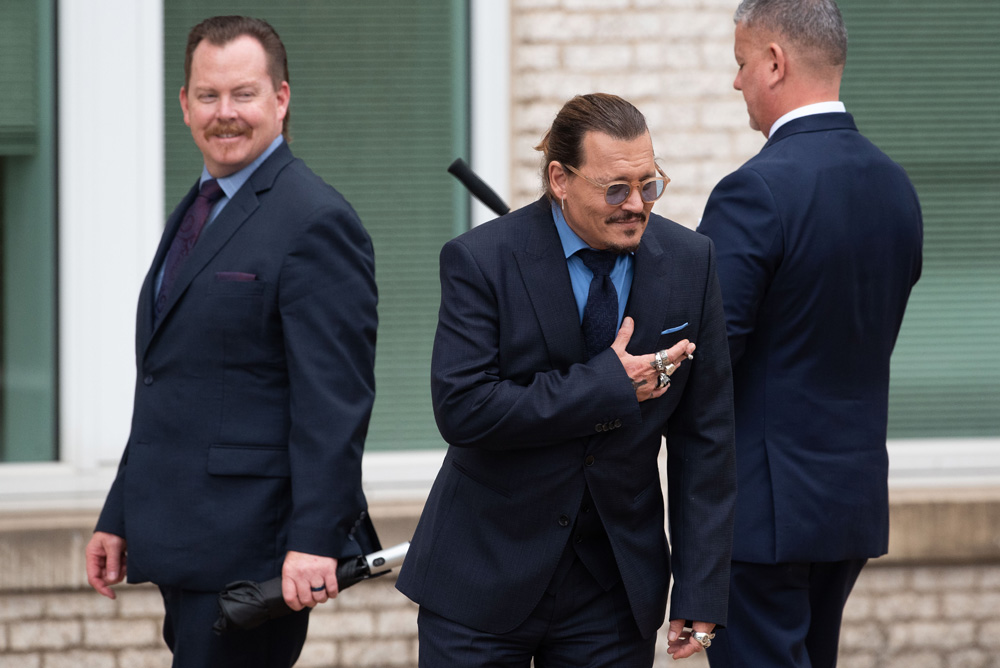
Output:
[562, 163, 670, 206]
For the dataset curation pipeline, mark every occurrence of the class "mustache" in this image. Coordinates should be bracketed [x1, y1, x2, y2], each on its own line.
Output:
[606, 212, 646, 225]
[207, 122, 249, 138]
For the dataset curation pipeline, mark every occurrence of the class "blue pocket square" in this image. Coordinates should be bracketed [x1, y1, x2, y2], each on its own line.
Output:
[215, 271, 257, 282]
[661, 323, 689, 335]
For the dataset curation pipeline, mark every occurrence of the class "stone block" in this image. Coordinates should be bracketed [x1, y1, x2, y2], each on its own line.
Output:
[43, 591, 117, 619]
[118, 586, 165, 617]
[0, 655, 40, 668]
[41, 650, 116, 668]
[335, 579, 411, 611]
[856, 565, 910, 592]
[515, 13, 599, 42]
[307, 610, 376, 639]
[9, 621, 80, 650]
[837, 653, 877, 668]
[515, 45, 561, 71]
[884, 652, 944, 668]
[515, 0, 560, 8]
[949, 649, 990, 668]
[841, 623, 886, 650]
[561, 0, 630, 9]
[376, 609, 418, 637]
[843, 592, 874, 621]
[913, 565, 979, 591]
[562, 45, 634, 72]
[982, 620, 1000, 647]
[297, 640, 338, 667]
[873, 591, 939, 621]
[83, 619, 159, 648]
[888, 620, 974, 650]
[0, 593, 44, 621]
[340, 638, 413, 667]
[943, 592, 1000, 619]
[116, 649, 173, 668]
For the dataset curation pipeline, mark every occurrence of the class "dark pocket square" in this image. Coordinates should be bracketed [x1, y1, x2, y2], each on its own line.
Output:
[215, 272, 257, 282]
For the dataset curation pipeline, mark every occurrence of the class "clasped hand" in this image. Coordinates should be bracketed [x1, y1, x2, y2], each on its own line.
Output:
[612, 317, 696, 402]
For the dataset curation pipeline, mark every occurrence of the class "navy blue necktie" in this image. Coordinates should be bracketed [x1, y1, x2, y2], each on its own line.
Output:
[155, 179, 224, 322]
[577, 249, 619, 360]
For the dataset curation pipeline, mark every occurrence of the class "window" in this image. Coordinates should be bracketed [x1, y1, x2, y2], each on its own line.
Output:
[0, 0, 56, 462]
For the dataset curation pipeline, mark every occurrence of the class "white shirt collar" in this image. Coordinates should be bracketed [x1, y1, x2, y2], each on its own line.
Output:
[768, 101, 846, 138]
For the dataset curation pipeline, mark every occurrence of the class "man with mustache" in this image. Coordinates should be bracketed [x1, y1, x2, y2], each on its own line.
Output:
[84, 16, 379, 668]
[397, 93, 737, 666]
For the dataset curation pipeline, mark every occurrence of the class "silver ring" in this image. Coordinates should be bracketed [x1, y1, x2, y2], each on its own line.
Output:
[692, 631, 715, 649]
[664, 362, 676, 375]
[656, 373, 670, 388]
[310, 584, 326, 592]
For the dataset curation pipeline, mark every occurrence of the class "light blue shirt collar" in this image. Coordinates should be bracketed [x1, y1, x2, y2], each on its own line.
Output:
[199, 134, 285, 205]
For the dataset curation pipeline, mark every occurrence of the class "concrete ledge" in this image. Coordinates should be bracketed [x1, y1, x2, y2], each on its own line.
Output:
[3, 490, 1000, 593]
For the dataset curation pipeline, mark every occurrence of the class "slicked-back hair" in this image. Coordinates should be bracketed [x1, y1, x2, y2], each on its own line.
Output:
[184, 15, 291, 137]
[734, 0, 848, 69]
[535, 93, 649, 199]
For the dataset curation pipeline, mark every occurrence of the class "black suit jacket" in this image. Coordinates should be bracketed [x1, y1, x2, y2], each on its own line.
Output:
[96, 142, 380, 591]
[698, 113, 923, 563]
[397, 198, 736, 638]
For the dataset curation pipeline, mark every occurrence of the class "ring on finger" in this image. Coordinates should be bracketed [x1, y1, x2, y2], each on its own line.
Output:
[656, 373, 670, 389]
[692, 631, 715, 649]
[310, 584, 326, 593]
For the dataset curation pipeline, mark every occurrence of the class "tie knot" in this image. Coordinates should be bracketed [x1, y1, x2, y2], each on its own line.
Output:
[577, 249, 618, 277]
[199, 179, 224, 203]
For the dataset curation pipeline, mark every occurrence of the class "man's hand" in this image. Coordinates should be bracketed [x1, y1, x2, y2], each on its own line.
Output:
[612, 317, 696, 402]
[282, 551, 339, 611]
[85, 531, 127, 599]
[666, 619, 717, 660]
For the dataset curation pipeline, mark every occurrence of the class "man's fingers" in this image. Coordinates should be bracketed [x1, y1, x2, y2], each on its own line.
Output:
[282, 575, 305, 611]
[611, 316, 635, 352]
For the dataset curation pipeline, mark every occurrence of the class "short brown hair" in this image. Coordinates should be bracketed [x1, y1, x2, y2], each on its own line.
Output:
[535, 93, 648, 198]
[184, 16, 291, 137]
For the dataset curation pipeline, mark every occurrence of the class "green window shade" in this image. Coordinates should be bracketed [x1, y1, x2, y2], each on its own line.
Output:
[838, 0, 1000, 437]
[0, 0, 38, 154]
[164, 1, 468, 450]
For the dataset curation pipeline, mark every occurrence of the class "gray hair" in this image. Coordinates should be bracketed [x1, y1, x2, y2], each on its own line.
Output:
[734, 0, 848, 68]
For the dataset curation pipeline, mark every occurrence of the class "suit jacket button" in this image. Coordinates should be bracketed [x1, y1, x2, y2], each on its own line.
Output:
[143, 375, 153, 385]
[585, 455, 595, 466]
[558, 515, 570, 527]
[594, 423, 604, 432]
[613, 419, 622, 428]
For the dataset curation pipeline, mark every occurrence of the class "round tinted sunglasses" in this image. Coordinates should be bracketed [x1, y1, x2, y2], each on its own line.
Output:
[563, 163, 670, 206]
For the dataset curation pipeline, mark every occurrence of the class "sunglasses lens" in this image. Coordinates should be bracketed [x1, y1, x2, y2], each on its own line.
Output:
[605, 184, 630, 205]
[641, 179, 666, 202]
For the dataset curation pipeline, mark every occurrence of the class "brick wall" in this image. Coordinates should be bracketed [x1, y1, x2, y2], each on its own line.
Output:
[509, 0, 764, 229]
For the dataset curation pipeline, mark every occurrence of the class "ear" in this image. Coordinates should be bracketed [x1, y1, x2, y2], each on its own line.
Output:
[179, 86, 192, 128]
[275, 80, 290, 121]
[767, 42, 786, 87]
[548, 161, 569, 200]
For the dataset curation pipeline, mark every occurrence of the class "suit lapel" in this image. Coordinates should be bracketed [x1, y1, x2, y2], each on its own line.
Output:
[513, 199, 587, 367]
[624, 221, 673, 355]
[143, 142, 294, 351]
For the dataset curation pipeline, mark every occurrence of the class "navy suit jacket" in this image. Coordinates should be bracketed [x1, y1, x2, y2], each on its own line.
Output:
[698, 113, 923, 564]
[396, 198, 737, 638]
[96, 141, 380, 591]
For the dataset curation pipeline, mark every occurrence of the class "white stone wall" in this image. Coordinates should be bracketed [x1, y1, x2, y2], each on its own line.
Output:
[509, 0, 765, 229]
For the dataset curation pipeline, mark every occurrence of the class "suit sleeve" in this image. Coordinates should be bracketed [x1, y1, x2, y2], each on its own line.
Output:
[279, 202, 378, 558]
[430, 238, 640, 450]
[664, 241, 737, 625]
[697, 168, 783, 366]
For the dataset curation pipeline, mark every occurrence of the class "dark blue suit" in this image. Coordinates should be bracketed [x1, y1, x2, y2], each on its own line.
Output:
[397, 198, 737, 663]
[96, 142, 379, 666]
[698, 113, 922, 667]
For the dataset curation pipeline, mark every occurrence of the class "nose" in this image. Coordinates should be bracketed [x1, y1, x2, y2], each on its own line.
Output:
[621, 184, 645, 213]
[217, 94, 238, 119]
[733, 71, 742, 91]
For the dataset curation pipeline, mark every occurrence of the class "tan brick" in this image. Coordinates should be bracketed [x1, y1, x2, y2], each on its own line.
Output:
[873, 591, 939, 621]
[9, 621, 80, 650]
[118, 587, 165, 617]
[883, 653, 944, 668]
[306, 609, 375, 639]
[514, 0, 560, 8]
[888, 621, 975, 650]
[376, 608, 418, 637]
[841, 623, 885, 650]
[336, 580, 411, 611]
[42, 591, 117, 619]
[561, 0, 630, 10]
[0, 594, 45, 621]
[341, 638, 412, 667]
[857, 565, 909, 592]
[948, 649, 990, 668]
[41, 650, 116, 668]
[296, 640, 338, 668]
[944, 592, 1000, 619]
[837, 654, 877, 668]
[981, 621, 1000, 647]
[0, 655, 40, 668]
[83, 619, 159, 648]
[116, 648, 173, 668]
[562, 45, 634, 73]
[843, 592, 874, 621]
[913, 565, 979, 591]
[515, 45, 561, 71]
[978, 565, 1000, 589]
[0, 624, 5, 650]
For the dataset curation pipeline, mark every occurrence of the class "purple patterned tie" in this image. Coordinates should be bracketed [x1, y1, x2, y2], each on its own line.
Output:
[577, 249, 619, 360]
[155, 179, 224, 322]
